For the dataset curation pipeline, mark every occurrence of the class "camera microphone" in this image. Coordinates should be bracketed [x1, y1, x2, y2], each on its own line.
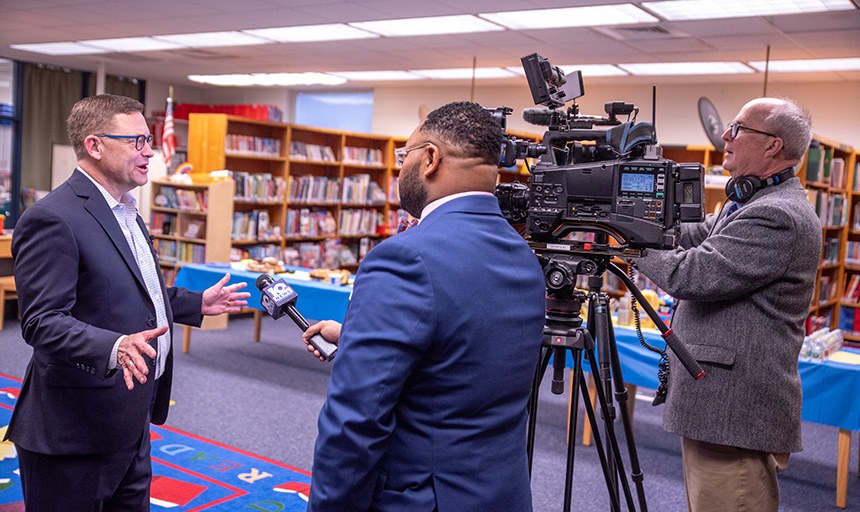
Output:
[522, 107, 558, 126]
[255, 274, 338, 362]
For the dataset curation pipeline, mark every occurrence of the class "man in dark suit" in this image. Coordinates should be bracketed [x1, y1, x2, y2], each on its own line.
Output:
[635, 97, 820, 511]
[7, 93, 250, 511]
[302, 101, 547, 511]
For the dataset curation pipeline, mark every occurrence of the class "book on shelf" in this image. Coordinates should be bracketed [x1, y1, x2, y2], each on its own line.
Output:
[844, 274, 860, 302]
[290, 141, 337, 162]
[806, 144, 822, 182]
[288, 175, 340, 203]
[830, 157, 845, 189]
[150, 212, 176, 236]
[234, 172, 286, 203]
[343, 146, 384, 166]
[224, 135, 281, 157]
[183, 220, 205, 239]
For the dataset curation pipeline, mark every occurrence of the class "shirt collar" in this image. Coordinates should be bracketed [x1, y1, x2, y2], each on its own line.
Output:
[419, 191, 493, 223]
[77, 167, 137, 210]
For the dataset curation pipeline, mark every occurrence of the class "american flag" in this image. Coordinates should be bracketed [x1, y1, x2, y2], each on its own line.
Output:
[162, 96, 176, 170]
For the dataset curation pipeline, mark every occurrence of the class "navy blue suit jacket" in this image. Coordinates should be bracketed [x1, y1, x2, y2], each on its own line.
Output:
[308, 195, 546, 511]
[6, 169, 203, 455]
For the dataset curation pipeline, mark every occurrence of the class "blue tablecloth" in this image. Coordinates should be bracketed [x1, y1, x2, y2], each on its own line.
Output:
[173, 263, 351, 324]
[174, 262, 860, 432]
[569, 328, 860, 432]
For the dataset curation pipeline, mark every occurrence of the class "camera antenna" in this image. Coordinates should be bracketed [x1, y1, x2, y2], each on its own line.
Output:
[651, 85, 657, 145]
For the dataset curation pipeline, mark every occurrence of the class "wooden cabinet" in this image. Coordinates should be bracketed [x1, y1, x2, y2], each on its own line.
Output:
[149, 177, 235, 330]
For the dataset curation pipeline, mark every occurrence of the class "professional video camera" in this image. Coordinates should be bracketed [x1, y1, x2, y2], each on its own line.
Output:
[494, 53, 705, 254]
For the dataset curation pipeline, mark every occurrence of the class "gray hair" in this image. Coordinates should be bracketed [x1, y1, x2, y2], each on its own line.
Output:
[763, 97, 812, 162]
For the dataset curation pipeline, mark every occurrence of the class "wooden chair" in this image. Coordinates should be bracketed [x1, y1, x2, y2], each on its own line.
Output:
[0, 276, 17, 330]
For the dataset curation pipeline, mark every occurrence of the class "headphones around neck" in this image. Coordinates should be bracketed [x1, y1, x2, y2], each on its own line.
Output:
[725, 167, 795, 203]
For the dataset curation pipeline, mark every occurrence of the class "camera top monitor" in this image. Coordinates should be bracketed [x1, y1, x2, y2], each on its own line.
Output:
[521, 53, 584, 109]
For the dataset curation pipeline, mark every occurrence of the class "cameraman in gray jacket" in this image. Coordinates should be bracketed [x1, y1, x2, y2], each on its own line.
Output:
[635, 97, 820, 512]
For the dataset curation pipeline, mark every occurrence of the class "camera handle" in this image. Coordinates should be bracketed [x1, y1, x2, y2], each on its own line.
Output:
[608, 263, 705, 381]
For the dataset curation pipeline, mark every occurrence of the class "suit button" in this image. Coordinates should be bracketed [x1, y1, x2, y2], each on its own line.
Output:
[90, 368, 95, 374]
[147, 319, 156, 327]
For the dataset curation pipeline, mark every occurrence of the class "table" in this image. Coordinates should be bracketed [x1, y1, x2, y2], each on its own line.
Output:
[172, 264, 860, 507]
[172, 263, 352, 353]
[570, 326, 860, 509]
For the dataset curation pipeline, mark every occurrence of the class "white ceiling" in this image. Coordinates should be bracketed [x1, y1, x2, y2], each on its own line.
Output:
[1, 0, 859, 89]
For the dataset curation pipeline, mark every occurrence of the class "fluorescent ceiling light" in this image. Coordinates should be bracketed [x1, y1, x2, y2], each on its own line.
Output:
[642, 0, 856, 21]
[243, 24, 379, 42]
[79, 37, 184, 52]
[507, 64, 629, 77]
[619, 62, 754, 75]
[10, 42, 111, 55]
[188, 73, 347, 86]
[327, 70, 424, 81]
[153, 31, 272, 48]
[411, 67, 517, 79]
[350, 15, 504, 37]
[480, 5, 658, 29]
[748, 58, 860, 72]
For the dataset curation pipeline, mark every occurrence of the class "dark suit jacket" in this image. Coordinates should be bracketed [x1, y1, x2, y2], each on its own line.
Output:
[6, 169, 203, 455]
[308, 195, 547, 512]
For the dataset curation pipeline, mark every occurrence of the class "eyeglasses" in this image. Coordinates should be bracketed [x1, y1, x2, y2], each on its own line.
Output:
[394, 142, 433, 167]
[95, 134, 154, 151]
[726, 123, 779, 140]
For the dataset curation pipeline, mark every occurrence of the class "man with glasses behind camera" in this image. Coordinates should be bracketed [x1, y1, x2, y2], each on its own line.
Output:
[6, 94, 250, 511]
[634, 97, 821, 511]
[302, 101, 546, 511]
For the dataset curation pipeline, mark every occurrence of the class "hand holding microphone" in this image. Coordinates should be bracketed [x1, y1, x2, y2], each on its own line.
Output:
[255, 274, 338, 362]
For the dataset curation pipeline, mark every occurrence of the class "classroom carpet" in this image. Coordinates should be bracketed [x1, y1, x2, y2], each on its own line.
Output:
[0, 373, 313, 511]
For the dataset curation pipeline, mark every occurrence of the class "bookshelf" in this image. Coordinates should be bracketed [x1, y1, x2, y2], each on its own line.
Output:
[187, 115, 401, 272]
[149, 177, 235, 331]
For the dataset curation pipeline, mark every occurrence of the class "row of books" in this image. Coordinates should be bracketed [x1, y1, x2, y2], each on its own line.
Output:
[806, 144, 845, 188]
[234, 172, 286, 203]
[818, 274, 837, 306]
[233, 210, 281, 241]
[806, 189, 848, 228]
[843, 274, 860, 302]
[343, 146, 385, 167]
[155, 187, 208, 212]
[290, 141, 337, 162]
[339, 208, 381, 236]
[388, 176, 400, 203]
[845, 241, 860, 266]
[285, 208, 337, 238]
[342, 174, 387, 204]
[838, 306, 860, 335]
[153, 239, 206, 264]
[822, 238, 839, 266]
[150, 212, 177, 236]
[288, 175, 340, 203]
[229, 243, 280, 262]
[224, 135, 281, 157]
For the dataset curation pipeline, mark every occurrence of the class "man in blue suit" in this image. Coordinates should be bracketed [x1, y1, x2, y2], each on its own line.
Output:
[7, 94, 250, 511]
[303, 101, 547, 511]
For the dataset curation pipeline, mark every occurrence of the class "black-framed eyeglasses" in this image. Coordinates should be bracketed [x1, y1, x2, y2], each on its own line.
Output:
[95, 134, 154, 151]
[726, 123, 779, 140]
[394, 142, 434, 167]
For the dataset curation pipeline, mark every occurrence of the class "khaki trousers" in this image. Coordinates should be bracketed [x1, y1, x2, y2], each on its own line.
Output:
[681, 437, 789, 512]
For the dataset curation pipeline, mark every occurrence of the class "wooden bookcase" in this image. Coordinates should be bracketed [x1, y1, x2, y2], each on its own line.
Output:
[149, 177, 235, 331]
[187, 115, 402, 272]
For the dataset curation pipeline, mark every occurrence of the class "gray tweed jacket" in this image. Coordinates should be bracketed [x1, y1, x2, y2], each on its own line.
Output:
[636, 177, 821, 453]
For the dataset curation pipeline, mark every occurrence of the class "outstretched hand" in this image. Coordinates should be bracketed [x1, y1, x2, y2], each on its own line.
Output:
[202, 273, 251, 315]
[117, 325, 168, 390]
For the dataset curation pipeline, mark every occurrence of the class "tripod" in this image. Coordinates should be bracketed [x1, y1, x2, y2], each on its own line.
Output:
[526, 250, 647, 512]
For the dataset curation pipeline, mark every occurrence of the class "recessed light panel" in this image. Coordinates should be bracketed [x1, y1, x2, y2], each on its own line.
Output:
[748, 58, 860, 72]
[187, 73, 347, 86]
[79, 37, 184, 53]
[350, 15, 504, 37]
[243, 24, 379, 42]
[411, 68, 518, 79]
[480, 5, 658, 29]
[10, 42, 111, 55]
[642, 0, 856, 21]
[153, 31, 272, 48]
[619, 62, 754, 75]
[327, 71, 423, 81]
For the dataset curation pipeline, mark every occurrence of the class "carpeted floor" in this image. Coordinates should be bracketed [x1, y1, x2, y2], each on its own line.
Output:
[1, 313, 858, 511]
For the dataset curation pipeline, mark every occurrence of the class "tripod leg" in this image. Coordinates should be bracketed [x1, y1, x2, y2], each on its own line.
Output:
[528, 347, 552, 475]
[576, 362, 623, 512]
[585, 348, 639, 512]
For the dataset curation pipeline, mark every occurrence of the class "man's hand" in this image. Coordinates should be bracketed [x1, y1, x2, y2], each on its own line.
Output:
[117, 325, 168, 390]
[202, 273, 251, 315]
[303, 320, 342, 361]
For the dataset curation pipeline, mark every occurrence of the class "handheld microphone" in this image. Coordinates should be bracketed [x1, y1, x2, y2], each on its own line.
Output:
[255, 274, 338, 362]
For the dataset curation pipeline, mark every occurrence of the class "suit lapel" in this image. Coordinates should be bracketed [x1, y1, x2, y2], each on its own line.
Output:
[68, 170, 148, 291]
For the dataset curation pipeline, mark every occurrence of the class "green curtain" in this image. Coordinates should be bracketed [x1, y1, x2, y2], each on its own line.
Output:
[87, 74, 141, 99]
[20, 64, 81, 192]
